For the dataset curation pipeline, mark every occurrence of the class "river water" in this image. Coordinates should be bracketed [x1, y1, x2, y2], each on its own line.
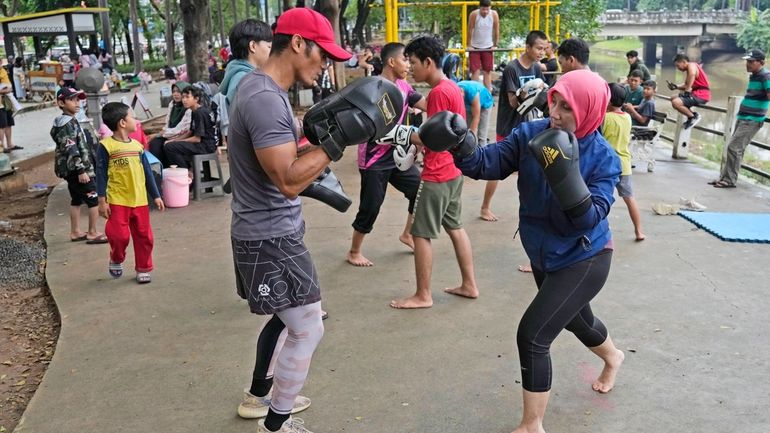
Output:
[589, 49, 770, 158]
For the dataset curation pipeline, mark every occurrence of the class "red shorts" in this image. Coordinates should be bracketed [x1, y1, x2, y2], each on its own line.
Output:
[469, 50, 494, 72]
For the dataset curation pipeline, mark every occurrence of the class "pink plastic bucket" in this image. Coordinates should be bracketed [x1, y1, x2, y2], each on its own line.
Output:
[162, 167, 191, 208]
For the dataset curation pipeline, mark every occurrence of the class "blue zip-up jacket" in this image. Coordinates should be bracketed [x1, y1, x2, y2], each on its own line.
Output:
[456, 119, 621, 272]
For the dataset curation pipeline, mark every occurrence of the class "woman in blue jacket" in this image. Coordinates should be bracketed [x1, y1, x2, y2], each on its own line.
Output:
[455, 70, 624, 433]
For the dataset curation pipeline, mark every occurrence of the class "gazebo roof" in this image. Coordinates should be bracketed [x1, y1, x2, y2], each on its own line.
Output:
[0, 7, 108, 36]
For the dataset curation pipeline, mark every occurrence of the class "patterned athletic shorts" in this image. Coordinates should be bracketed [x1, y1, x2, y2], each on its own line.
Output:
[231, 226, 321, 315]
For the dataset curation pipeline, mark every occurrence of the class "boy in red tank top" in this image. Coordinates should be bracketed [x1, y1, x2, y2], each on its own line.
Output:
[390, 36, 479, 309]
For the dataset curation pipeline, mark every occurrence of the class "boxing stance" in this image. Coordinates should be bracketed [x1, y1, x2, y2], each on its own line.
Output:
[419, 70, 625, 432]
[227, 7, 402, 433]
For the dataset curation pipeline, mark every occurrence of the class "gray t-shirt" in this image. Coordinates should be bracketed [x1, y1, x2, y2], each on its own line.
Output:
[228, 70, 304, 240]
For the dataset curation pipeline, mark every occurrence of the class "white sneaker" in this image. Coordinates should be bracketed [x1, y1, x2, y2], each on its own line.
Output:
[257, 417, 314, 433]
[238, 389, 311, 419]
[679, 197, 707, 212]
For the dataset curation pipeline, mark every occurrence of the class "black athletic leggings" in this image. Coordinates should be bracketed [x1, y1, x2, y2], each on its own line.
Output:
[352, 166, 420, 234]
[517, 249, 612, 392]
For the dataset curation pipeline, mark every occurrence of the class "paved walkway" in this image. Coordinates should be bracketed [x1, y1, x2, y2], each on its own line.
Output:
[10, 139, 770, 432]
[7, 80, 770, 433]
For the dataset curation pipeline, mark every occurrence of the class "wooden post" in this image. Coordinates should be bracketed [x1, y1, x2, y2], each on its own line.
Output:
[720, 95, 741, 174]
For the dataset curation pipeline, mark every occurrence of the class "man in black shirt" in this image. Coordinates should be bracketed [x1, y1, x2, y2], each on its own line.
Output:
[540, 40, 559, 87]
[496, 30, 547, 141]
[163, 86, 217, 168]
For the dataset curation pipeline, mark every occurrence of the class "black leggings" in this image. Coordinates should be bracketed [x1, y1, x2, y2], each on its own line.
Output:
[352, 166, 420, 234]
[517, 250, 612, 392]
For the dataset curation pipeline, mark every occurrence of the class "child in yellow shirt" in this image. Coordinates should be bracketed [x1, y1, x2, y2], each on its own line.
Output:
[96, 103, 165, 283]
[603, 83, 645, 241]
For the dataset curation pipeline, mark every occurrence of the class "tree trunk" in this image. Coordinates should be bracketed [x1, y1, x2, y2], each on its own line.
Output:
[218, 0, 226, 47]
[98, 0, 114, 63]
[138, 6, 155, 61]
[317, 0, 346, 87]
[123, 19, 134, 63]
[180, 0, 212, 82]
[231, 0, 239, 26]
[129, 0, 143, 73]
[165, 0, 174, 65]
[339, 0, 349, 47]
[352, 0, 371, 48]
[282, 0, 292, 12]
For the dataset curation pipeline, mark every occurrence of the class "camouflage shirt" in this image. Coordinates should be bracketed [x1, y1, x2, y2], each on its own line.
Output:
[51, 114, 95, 178]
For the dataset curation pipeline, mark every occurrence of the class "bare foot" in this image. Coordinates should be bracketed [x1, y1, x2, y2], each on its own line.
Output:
[480, 208, 498, 222]
[346, 251, 373, 267]
[592, 349, 625, 393]
[518, 264, 533, 273]
[399, 233, 415, 250]
[635, 233, 646, 242]
[510, 424, 547, 433]
[390, 295, 433, 309]
[444, 285, 479, 299]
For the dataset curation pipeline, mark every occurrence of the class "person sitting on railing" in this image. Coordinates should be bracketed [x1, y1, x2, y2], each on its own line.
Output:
[709, 49, 770, 189]
[669, 53, 710, 130]
[625, 80, 657, 128]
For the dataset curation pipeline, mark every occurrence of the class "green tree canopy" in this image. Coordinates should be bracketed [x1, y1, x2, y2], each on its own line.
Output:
[737, 8, 770, 53]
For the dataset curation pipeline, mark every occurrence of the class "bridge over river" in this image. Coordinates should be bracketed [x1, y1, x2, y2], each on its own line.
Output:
[598, 10, 746, 66]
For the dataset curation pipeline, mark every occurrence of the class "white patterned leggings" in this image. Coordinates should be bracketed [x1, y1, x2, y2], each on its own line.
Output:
[255, 302, 324, 414]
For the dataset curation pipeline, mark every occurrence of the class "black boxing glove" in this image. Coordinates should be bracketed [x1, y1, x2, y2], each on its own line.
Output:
[527, 128, 591, 218]
[417, 111, 477, 159]
[303, 76, 404, 161]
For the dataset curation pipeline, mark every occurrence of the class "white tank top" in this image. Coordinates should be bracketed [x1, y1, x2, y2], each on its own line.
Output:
[470, 11, 494, 49]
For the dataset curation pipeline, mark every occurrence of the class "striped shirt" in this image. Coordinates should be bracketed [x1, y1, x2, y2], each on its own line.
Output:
[737, 68, 770, 123]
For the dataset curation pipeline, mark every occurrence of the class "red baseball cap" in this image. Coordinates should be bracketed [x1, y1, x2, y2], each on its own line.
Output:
[274, 8, 352, 62]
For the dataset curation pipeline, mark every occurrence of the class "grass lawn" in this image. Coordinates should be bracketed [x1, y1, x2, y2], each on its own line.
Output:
[592, 37, 642, 54]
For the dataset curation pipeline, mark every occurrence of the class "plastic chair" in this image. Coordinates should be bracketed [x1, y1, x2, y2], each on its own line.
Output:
[630, 111, 666, 173]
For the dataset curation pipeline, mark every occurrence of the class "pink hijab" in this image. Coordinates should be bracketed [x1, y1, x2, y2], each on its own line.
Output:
[547, 70, 610, 139]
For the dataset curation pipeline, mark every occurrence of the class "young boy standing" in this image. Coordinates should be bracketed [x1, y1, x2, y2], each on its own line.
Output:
[96, 102, 165, 283]
[51, 87, 107, 244]
[604, 83, 645, 241]
[347, 42, 426, 267]
[457, 79, 498, 221]
[390, 36, 478, 309]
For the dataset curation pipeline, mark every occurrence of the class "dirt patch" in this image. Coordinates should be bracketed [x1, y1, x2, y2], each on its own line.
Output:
[0, 165, 61, 433]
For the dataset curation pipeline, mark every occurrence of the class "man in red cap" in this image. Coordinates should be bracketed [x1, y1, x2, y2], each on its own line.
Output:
[226, 8, 351, 433]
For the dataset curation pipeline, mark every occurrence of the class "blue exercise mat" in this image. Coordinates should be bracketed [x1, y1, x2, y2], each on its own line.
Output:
[678, 211, 770, 243]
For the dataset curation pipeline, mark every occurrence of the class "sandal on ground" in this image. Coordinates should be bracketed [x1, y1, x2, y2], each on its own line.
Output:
[109, 262, 123, 278]
[2, 148, 10, 153]
[707, 179, 721, 185]
[321, 310, 329, 320]
[9, 145, 23, 151]
[713, 180, 736, 188]
[136, 272, 152, 284]
[70, 234, 87, 242]
[86, 234, 109, 244]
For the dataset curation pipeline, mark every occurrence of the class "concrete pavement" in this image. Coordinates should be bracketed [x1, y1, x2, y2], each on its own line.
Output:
[12, 139, 770, 432]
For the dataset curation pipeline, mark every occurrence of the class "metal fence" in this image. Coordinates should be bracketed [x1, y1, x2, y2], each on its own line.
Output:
[654, 94, 770, 181]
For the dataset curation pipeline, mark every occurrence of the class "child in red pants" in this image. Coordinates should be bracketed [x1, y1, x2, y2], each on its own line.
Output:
[95, 102, 165, 283]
